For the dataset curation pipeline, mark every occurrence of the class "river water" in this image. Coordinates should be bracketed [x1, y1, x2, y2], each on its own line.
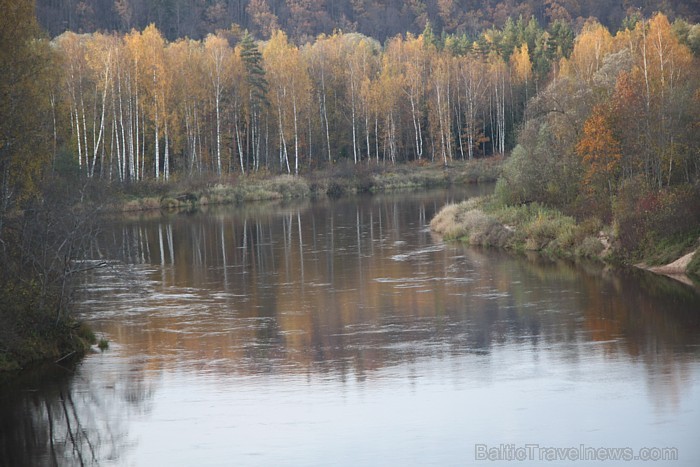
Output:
[2, 187, 700, 466]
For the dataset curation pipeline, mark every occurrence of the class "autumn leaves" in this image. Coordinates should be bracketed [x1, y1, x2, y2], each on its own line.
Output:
[49, 19, 562, 181]
[573, 15, 696, 197]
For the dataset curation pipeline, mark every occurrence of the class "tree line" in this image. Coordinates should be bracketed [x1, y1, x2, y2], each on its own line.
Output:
[37, 0, 700, 44]
[49, 15, 582, 181]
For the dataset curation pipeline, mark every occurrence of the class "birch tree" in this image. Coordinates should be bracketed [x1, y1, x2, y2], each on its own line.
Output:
[428, 53, 453, 165]
[204, 34, 233, 176]
[460, 50, 487, 159]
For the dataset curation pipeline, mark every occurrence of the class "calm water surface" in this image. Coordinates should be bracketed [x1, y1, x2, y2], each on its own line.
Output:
[2, 187, 700, 466]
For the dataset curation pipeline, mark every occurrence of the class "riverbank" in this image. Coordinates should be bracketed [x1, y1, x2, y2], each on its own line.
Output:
[430, 196, 700, 284]
[0, 314, 96, 373]
[113, 158, 502, 212]
[0, 181, 103, 374]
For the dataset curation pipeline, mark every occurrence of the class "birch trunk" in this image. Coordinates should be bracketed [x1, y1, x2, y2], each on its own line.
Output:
[154, 69, 159, 180]
[293, 92, 299, 175]
[321, 68, 331, 163]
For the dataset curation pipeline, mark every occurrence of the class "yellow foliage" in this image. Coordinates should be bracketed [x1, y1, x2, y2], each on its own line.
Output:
[0, 0, 54, 206]
[511, 43, 532, 84]
[567, 20, 614, 81]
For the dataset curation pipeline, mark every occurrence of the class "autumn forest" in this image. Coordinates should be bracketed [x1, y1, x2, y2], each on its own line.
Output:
[35, 6, 700, 183]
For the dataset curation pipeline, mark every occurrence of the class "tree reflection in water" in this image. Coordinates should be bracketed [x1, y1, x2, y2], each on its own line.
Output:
[2, 188, 699, 465]
[79, 190, 700, 384]
[0, 353, 155, 466]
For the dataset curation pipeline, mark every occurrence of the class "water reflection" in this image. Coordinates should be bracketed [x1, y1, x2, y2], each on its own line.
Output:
[0, 356, 148, 466]
[83, 191, 700, 379]
[2, 187, 700, 466]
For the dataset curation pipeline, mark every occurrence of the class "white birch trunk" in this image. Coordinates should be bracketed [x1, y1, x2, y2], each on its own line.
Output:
[321, 68, 331, 163]
[235, 114, 245, 175]
[154, 68, 159, 180]
[215, 80, 222, 176]
[293, 92, 299, 176]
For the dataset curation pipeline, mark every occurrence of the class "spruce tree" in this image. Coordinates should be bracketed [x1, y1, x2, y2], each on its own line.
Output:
[240, 30, 268, 108]
[239, 30, 268, 169]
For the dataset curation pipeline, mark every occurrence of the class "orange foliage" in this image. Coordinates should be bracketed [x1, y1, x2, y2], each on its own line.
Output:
[576, 104, 622, 192]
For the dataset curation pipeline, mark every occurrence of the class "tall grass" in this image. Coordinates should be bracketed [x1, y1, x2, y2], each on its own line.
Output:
[430, 197, 514, 247]
[432, 196, 610, 260]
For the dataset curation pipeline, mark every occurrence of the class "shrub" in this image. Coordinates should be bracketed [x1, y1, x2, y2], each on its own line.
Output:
[575, 236, 606, 258]
[495, 121, 582, 210]
[523, 210, 576, 251]
[98, 338, 109, 351]
[614, 179, 700, 258]
[613, 176, 652, 253]
[430, 199, 483, 239]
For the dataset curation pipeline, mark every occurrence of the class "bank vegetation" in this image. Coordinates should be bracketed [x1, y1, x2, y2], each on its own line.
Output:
[433, 14, 700, 282]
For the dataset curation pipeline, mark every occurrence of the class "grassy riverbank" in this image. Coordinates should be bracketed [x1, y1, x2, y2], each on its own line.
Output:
[431, 196, 700, 283]
[113, 158, 502, 212]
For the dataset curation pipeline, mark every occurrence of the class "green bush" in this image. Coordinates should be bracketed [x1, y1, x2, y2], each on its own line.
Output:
[98, 337, 109, 351]
[522, 209, 576, 252]
[495, 121, 582, 210]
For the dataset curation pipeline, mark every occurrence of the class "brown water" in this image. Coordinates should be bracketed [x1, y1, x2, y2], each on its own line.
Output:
[2, 187, 700, 466]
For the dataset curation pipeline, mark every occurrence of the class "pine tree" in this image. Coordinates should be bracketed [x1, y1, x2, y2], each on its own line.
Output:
[240, 30, 268, 170]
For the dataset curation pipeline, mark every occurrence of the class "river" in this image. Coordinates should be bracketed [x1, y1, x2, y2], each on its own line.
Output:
[2, 186, 699, 466]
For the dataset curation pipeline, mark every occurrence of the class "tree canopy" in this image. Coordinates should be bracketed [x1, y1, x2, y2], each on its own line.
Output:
[36, 0, 700, 43]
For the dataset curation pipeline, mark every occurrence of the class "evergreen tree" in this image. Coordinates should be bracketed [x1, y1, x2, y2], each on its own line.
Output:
[239, 30, 268, 170]
[549, 19, 574, 59]
[240, 30, 269, 108]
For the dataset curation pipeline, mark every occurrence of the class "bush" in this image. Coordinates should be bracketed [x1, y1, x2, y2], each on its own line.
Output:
[495, 121, 582, 210]
[326, 181, 345, 198]
[522, 209, 576, 252]
[456, 156, 503, 184]
[430, 199, 483, 239]
[613, 176, 652, 253]
[576, 235, 606, 258]
[98, 337, 109, 351]
[614, 179, 700, 258]
[267, 175, 311, 199]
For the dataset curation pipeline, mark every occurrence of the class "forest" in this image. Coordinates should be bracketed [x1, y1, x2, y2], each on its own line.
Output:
[37, 8, 700, 183]
[48, 20, 563, 180]
[1, 0, 700, 370]
[36, 0, 700, 43]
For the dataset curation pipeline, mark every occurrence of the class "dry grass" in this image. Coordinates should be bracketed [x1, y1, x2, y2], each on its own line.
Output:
[121, 197, 161, 211]
[431, 196, 617, 260]
[430, 197, 513, 246]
